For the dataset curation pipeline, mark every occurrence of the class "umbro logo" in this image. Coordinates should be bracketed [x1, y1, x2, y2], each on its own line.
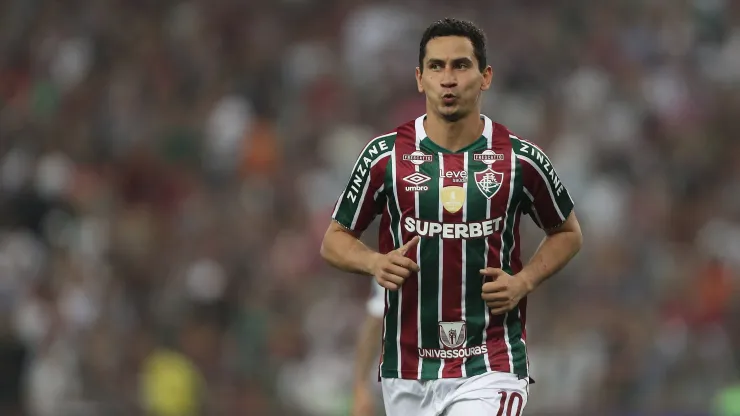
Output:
[403, 172, 431, 186]
[402, 172, 431, 192]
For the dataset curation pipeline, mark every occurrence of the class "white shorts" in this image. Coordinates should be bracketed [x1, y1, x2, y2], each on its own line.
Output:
[381, 371, 528, 416]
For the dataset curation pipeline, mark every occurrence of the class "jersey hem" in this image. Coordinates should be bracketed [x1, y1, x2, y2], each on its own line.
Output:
[380, 367, 525, 380]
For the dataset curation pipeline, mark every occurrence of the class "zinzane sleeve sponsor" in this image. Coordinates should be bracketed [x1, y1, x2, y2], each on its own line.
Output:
[513, 137, 574, 230]
[332, 133, 394, 233]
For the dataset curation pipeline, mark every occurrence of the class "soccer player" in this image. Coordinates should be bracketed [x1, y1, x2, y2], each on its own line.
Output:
[350, 281, 385, 416]
[321, 17, 583, 415]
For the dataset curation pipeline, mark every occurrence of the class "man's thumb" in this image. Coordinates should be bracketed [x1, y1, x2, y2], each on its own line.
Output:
[479, 267, 505, 277]
[398, 236, 421, 255]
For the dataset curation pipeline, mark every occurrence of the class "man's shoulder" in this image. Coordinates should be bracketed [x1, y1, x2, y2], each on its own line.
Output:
[392, 117, 421, 142]
[358, 117, 421, 149]
[487, 122, 545, 156]
[482, 117, 523, 148]
[354, 130, 398, 163]
[485, 119, 520, 143]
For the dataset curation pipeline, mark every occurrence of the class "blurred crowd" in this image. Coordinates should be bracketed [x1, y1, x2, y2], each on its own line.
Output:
[1, 0, 740, 415]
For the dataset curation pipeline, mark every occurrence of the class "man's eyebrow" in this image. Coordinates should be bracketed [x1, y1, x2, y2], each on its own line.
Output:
[426, 57, 474, 65]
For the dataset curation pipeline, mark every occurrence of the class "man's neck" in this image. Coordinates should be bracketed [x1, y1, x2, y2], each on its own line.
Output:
[424, 111, 484, 153]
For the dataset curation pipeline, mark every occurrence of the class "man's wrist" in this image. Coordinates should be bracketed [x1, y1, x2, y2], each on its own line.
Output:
[363, 252, 382, 276]
[516, 269, 537, 294]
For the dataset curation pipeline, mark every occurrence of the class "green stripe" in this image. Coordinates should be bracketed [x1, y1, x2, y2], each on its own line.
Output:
[382, 291, 400, 377]
[502, 142, 528, 378]
[417, 150, 441, 379]
[380, 153, 401, 377]
[463, 154, 489, 376]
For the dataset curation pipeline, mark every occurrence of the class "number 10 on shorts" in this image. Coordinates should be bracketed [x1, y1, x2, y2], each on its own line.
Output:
[496, 391, 524, 416]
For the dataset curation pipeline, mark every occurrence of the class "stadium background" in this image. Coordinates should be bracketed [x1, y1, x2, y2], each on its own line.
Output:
[1, 0, 739, 415]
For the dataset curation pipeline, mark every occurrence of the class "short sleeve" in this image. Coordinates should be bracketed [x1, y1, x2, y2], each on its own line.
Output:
[331, 133, 395, 233]
[513, 137, 574, 230]
[366, 280, 385, 318]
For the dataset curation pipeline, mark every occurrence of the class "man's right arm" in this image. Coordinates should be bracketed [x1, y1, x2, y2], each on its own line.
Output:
[320, 222, 420, 290]
[322, 131, 419, 289]
[320, 221, 381, 276]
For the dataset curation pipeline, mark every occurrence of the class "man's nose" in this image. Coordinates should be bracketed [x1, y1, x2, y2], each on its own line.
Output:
[441, 68, 457, 88]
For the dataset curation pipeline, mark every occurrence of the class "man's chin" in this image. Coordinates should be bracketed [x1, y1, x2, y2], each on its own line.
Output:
[439, 107, 464, 122]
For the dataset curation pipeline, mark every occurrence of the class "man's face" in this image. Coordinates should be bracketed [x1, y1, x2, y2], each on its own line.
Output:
[416, 36, 492, 122]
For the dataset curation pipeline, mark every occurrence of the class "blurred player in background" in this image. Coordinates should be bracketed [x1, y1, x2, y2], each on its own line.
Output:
[351, 281, 385, 416]
[322, 18, 582, 415]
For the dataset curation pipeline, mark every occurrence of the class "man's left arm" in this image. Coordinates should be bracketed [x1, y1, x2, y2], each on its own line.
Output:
[481, 137, 582, 314]
[481, 212, 582, 314]
[517, 211, 582, 292]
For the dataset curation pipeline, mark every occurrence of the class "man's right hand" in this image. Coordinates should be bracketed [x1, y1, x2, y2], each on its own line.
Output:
[369, 236, 420, 291]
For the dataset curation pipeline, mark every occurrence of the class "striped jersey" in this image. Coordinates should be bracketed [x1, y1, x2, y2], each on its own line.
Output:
[332, 114, 574, 380]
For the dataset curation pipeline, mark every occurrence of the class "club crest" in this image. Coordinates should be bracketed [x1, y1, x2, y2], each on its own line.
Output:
[474, 168, 504, 199]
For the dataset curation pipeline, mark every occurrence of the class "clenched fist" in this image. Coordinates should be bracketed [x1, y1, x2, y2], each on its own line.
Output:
[370, 236, 421, 291]
[480, 268, 531, 315]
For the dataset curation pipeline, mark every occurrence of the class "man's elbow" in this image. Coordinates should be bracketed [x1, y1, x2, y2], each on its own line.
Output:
[320, 226, 344, 264]
[571, 228, 583, 254]
[320, 240, 330, 262]
[320, 232, 333, 263]
[559, 211, 583, 255]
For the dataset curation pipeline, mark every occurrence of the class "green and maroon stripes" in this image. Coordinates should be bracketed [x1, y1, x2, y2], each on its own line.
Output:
[439, 153, 465, 378]
[394, 123, 422, 379]
[416, 144, 442, 379]
[380, 152, 402, 377]
[483, 133, 516, 375]
[381, 123, 416, 378]
[375, 118, 559, 381]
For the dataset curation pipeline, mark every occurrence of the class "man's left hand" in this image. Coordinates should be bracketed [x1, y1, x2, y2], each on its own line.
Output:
[480, 268, 531, 315]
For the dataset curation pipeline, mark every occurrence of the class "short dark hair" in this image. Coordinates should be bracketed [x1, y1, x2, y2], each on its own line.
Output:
[419, 18, 488, 72]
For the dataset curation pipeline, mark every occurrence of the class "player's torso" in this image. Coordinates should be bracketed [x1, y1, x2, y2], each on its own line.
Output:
[379, 115, 528, 380]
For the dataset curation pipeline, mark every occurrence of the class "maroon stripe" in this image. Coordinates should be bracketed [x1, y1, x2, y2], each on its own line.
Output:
[377, 203, 392, 381]
[440, 153, 464, 378]
[377, 202, 394, 254]
[393, 122, 420, 377]
[510, 211, 524, 274]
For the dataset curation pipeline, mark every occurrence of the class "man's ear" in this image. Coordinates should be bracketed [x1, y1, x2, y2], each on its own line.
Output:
[480, 65, 493, 91]
[416, 67, 424, 93]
